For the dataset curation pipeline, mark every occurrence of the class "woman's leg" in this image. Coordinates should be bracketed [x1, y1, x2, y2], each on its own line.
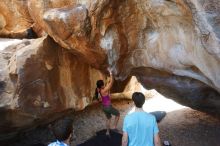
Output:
[113, 114, 120, 129]
[106, 118, 111, 135]
[109, 106, 120, 129]
[103, 106, 112, 135]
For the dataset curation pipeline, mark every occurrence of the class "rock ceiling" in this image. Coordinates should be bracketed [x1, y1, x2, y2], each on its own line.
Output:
[0, 0, 220, 140]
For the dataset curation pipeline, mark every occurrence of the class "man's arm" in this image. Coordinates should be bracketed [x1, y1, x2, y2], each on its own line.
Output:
[154, 133, 162, 146]
[122, 132, 128, 146]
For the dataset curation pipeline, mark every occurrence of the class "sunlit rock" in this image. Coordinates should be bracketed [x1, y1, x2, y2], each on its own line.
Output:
[0, 37, 104, 139]
[0, 0, 220, 140]
[0, 1, 34, 38]
[28, 0, 107, 68]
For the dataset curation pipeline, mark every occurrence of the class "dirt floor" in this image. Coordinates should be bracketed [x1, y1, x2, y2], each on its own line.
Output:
[71, 100, 220, 146]
[5, 95, 220, 146]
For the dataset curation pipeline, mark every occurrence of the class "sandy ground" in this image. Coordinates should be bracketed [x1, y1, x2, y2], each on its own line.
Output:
[71, 99, 220, 146]
[6, 93, 220, 146]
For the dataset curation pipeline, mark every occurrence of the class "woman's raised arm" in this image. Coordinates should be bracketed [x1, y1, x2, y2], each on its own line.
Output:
[102, 71, 114, 93]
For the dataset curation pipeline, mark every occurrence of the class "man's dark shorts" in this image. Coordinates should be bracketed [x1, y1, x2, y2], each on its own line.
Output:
[102, 105, 120, 119]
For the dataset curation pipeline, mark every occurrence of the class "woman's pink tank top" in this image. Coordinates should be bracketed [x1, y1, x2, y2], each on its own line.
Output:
[101, 94, 111, 106]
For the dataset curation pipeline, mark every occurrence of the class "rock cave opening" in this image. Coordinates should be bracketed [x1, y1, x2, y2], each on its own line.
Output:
[1, 0, 220, 146]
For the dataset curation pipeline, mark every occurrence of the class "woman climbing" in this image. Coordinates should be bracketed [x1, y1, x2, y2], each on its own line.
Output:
[95, 69, 120, 136]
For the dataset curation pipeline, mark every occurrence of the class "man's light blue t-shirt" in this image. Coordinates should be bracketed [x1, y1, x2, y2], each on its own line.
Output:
[123, 111, 159, 146]
[48, 140, 68, 146]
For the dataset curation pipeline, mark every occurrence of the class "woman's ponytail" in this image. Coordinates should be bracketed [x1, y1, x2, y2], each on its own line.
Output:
[94, 80, 104, 101]
[93, 88, 99, 101]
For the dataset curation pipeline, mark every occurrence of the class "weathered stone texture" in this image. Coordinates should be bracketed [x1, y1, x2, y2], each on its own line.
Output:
[0, 0, 220, 140]
[0, 0, 33, 38]
[0, 37, 105, 139]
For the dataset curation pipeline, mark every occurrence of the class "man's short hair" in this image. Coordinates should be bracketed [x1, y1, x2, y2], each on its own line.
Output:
[132, 92, 145, 108]
[52, 117, 73, 141]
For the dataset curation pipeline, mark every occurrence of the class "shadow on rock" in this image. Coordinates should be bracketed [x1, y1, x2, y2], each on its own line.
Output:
[78, 129, 122, 146]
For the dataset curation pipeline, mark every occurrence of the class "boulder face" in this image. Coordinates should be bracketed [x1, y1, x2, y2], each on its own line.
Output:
[0, 37, 105, 139]
[0, 0, 220, 140]
[0, 1, 34, 38]
[28, 0, 107, 68]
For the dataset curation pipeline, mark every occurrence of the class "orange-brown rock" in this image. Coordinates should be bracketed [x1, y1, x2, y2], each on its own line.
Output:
[26, 0, 220, 91]
[27, 0, 107, 68]
[0, 1, 34, 38]
[0, 36, 108, 140]
[0, 0, 220, 141]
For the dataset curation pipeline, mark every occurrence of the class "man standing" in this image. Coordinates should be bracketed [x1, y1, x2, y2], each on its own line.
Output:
[122, 92, 162, 146]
